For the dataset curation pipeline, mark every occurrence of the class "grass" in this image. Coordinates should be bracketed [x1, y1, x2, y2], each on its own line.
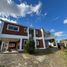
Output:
[0, 65, 5, 67]
[60, 49, 67, 66]
[63, 50, 67, 60]
[64, 46, 67, 49]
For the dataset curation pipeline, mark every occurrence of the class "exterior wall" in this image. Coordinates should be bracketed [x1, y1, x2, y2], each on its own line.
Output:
[36, 39, 43, 48]
[45, 40, 49, 48]
[60, 40, 67, 47]
[22, 39, 28, 49]
[0, 41, 2, 51]
[0, 38, 20, 51]
[0, 21, 4, 34]
[45, 39, 55, 47]
[8, 42, 17, 50]
[2, 22, 28, 36]
[35, 29, 42, 37]
[29, 28, 34, 39]
[0, 20, 55, 51]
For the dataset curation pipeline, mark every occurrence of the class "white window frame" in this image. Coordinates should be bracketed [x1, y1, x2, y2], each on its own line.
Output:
[7, 24, 19, 32]
[36, 40, 39, 46]
[36, 31, 38, 35]
[24, 28, 27, 32]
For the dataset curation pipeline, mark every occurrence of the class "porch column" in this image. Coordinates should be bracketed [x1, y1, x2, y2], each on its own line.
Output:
[34, 38, 37, 49]
[1, 41, 4, 52]
[27, 27, 29, 39]
[34, 29, 37, 49]
[42, 34, 46, 49]
[6, 42, 9, 51]
[19, 38, 23, 51]
[41, 29, 46, 49]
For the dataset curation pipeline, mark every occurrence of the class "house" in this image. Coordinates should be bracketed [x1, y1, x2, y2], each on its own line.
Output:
[0, 19, 55, 52]
[60, 39, 67, 47]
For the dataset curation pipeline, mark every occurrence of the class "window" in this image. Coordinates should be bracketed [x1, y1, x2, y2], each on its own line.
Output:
[29, 34, 32, 38]
[22, 39, 27, 49]
[9, 42, 16, 47]
[24, 28, 27, 32]
[36, 40, 39, 45]
[36, 31, 38, 35]
[7, 24, 19, 32]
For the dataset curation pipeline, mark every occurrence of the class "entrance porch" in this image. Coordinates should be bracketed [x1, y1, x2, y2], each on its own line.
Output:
[0, 38, 20, 53]
[0, 38, 28, 53]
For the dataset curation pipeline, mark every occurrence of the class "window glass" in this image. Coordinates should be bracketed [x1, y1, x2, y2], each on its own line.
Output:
[36, 40, 39, 45]
[24, 28, 27, 32]
[7, 25, 19, 32]
[36, 31, 38, 35]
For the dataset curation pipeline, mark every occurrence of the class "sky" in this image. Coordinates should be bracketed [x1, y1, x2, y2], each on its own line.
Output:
[0, 0, 67, 41]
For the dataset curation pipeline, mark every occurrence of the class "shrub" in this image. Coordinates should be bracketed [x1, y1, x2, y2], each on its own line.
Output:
[24, 39, 35, 54]
[64, 46, 67, 49]
[49, 45, 54, 48]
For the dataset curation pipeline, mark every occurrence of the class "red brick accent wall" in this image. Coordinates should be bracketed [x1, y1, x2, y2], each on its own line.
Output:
[37, 39, 43, 48]
[35, 29, 42, 37]
[2, 22, 28, 36]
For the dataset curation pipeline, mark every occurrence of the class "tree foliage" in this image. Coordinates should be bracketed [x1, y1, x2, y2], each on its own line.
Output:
[24, 39, 35, 54]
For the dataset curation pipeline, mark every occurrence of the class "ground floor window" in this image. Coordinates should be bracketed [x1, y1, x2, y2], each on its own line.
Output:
[36, 40, 39, 46]
[8, 42, 17, 51]
[22, 39, 27, 49]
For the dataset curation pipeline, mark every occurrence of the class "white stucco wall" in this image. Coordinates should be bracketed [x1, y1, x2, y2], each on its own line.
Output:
[0, 21, 4, 34]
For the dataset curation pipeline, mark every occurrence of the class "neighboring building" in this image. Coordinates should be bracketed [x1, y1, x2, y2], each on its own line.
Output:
[0, 19, 55, 52]
[60, 39, 67, 47]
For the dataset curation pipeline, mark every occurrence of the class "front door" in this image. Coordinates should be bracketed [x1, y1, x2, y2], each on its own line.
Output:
[2, 42, 8, 52]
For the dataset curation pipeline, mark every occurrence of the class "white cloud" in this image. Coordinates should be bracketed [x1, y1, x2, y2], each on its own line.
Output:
[50, 16, 59, 22]
[0, 21, 2, 24]
[30, 24, 33, 27]
[0, 17, 16, 23]
[52, 17, 59, 21]
[50, 29, 55, 32]
[7, 0, 12, 4]
[31, 2, 42, 15]
[44, 13, 47, 16]
[54, 32, 63, 36]
[0, 0, 42, 18]
[64, 19, 67, 24]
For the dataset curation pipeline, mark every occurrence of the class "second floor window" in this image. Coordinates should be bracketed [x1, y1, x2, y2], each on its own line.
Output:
[24, 28, 27, 33]
[7, 24, 19, 32]
[36, 31, 38, 35]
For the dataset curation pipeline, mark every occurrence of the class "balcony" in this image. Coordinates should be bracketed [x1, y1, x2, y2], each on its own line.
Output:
[44, 32, 55, 40]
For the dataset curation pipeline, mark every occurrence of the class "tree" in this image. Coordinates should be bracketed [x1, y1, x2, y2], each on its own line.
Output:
[24, 39, 35, 54]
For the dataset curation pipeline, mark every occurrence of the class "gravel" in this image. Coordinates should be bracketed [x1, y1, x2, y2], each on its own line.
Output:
[0, 48, 67, 67]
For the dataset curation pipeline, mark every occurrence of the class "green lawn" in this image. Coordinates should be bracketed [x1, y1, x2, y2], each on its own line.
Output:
[63, 50, 67, 61]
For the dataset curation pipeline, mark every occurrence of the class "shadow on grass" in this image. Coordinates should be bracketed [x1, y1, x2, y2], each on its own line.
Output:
[34, 47, 59, 56]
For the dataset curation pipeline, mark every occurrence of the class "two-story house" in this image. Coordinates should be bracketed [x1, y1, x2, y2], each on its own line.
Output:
[0, 19, 55, 52]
